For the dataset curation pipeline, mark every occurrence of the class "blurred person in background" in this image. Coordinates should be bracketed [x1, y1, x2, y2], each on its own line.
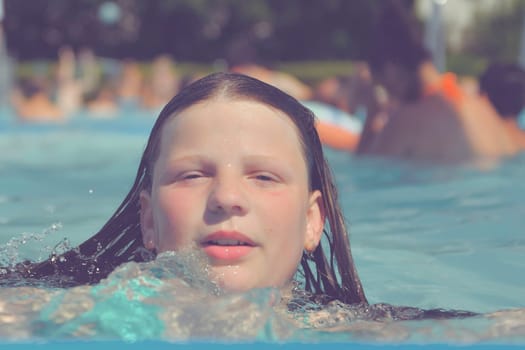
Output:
[116, 59, 144, 109]
[357, 0, 518, 165]
[11, 77, 64, 122]
[55, 46, 83, 117]
[141, 54, 180, 111]
[84, 77, 119, 118]
[310, 62, 378, 151]
[479, 62, 525, 149]
[78, 48, 103, 100]
[314, 62, 375, 121]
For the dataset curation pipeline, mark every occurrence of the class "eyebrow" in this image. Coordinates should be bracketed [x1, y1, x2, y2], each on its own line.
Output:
[165, 153, 304, 176]
[165, 154, 293, 166]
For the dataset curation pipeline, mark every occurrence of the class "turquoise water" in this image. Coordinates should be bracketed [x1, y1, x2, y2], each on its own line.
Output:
[0, 107, 524, 345]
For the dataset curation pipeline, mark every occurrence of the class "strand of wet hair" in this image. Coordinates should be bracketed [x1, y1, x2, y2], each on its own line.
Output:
[319, 157, 367, 305]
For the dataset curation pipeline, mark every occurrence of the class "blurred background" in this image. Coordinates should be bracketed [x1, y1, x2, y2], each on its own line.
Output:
[2, 0, 525, 85]
[1, 0, 525, 137]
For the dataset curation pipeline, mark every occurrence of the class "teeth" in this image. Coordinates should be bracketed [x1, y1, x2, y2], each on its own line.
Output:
[208, 239, 247, 246]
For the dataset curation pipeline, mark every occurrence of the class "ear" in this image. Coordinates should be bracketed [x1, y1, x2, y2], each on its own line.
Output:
[304, 190, 325, 252]
[139, 190, 156, 251]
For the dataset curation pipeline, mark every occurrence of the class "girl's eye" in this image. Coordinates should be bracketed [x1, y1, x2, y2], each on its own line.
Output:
[183, 173, 202, 179]
[255, 174, 275, 182]
[251, 173, 280, 185]
[176, 171, 207, 183]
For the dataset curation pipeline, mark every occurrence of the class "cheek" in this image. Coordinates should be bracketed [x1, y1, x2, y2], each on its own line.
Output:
[261, 194, 308, 284]
[259, 190, 308, 239]
[154, 188, 199, 248]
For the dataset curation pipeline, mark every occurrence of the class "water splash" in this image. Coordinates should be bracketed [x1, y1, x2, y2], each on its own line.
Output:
[20, 252, 294, 341]
[1, 253, 524, 342]
[0, 223, 63, 268]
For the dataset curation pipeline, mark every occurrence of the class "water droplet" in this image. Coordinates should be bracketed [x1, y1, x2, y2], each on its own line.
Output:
[50, 222, 62, 231]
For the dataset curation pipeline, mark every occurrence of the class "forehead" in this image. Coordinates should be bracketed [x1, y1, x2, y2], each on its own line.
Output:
[159, 97, 306, 158]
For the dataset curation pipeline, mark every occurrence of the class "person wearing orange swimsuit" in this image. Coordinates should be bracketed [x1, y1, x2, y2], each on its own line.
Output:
[357, 0, 518, 166]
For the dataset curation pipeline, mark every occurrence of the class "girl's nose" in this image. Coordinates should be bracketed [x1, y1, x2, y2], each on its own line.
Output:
[206, 175, 248, 216]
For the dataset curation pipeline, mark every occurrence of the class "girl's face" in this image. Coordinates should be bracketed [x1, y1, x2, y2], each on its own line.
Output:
[140, 98, 324, 292]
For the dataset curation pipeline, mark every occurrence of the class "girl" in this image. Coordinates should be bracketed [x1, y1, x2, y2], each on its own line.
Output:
[8, 72, 367, 305]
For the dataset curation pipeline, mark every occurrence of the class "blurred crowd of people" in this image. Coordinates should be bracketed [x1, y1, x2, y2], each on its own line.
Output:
[10, 47, 184, 121]
[5, 0, 525, 167]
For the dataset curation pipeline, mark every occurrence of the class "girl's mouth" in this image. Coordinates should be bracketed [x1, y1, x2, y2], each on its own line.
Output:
[200, 231, 256, 261]
[202, 239, 252, 246]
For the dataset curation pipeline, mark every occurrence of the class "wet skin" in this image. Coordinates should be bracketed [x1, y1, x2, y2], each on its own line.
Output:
[140, 97, 324, 292]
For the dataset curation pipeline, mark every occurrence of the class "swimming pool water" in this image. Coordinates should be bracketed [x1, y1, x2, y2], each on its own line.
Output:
[0, 108, 524, 345]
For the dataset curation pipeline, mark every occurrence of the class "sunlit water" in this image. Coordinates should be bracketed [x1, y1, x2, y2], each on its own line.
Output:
[0, 107, 524, 345]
